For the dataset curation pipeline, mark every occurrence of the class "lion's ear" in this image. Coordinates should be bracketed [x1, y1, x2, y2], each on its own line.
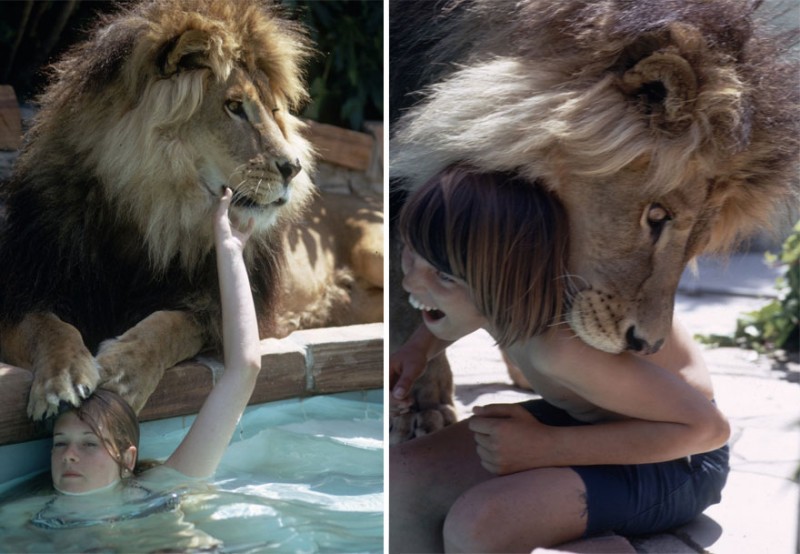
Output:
[160, 29, 215, 76]
[619, 26, 700, 136]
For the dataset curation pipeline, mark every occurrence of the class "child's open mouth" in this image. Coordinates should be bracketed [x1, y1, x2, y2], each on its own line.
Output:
[408, 294, 446, 321]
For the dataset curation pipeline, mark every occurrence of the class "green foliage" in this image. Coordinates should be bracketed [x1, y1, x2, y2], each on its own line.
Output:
[285, 0, 383, 131]
[698, 221, 800, 354]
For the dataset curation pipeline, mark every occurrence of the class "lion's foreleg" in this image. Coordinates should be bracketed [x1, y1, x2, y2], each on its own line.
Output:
[389, 354, 458, 444]
[96, 310, 206, 414]
[0, 312, 100, 421]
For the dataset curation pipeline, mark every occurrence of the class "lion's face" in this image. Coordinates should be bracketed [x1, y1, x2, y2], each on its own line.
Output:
[42, 2, 319, 271]
[555, 167, 720, 354]
[191, 66, 312, 231]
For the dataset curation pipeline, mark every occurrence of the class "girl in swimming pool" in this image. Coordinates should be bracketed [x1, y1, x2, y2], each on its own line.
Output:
[50, 185, 261, 496]
[390, 165, 730, 553]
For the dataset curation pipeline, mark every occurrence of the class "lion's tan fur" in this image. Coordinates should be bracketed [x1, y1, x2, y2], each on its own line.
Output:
[388, 0, 798, 441]
[392, 0, 799, 354]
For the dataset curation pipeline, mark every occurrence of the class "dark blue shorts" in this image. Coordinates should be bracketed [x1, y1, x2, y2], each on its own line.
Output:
[520, 399, 729, 537]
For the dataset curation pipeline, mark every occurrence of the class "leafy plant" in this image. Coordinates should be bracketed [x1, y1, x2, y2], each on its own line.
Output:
[698, 221, 800, 355]
[284, 0, 383, 131]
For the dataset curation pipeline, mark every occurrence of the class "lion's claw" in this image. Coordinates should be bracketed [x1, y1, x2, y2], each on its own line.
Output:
[77, 384, 92, 399]
[389, 404, 459, 444]
[27, 356, 101, 421]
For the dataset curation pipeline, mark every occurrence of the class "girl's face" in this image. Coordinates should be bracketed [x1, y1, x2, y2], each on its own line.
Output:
[51, 411, 125, 494]
[401, 245, 489, 341]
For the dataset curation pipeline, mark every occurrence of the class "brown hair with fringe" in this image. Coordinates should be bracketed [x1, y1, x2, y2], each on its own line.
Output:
[399, 165, 571, 347]
[70, 389, 141, 475]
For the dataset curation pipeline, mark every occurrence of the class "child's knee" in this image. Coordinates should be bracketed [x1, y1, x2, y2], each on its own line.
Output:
[443, 491, 505, 552]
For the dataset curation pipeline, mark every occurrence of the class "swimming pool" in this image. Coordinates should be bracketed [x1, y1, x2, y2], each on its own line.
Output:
[0, 390, 383, 553]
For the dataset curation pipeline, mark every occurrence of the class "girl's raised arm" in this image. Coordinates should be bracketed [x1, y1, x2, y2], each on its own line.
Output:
[163, 188, 262, 478]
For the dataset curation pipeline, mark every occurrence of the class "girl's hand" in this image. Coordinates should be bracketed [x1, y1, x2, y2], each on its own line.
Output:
[469, 404, 553, 475]
[215, 188, 255, 250]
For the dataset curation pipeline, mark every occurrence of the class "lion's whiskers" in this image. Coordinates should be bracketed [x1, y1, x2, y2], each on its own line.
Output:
[225, 165, 249, 205]
[547, 272, 586, 333]
[225, 164, 249, 196]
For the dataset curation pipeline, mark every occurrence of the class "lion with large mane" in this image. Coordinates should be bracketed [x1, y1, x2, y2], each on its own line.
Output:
[0, 0, 380, 421]
[389, 0, 799, 442]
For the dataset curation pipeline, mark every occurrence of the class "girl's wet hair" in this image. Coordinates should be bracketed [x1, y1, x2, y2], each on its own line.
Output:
[398, 165, 571, 347]
[69, 388, 140, 474]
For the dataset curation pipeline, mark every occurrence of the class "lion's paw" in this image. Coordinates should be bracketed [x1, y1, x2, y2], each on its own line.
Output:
[27, 347, 100, 421]
[389, 404, 458, 445]
[96, 338, 163, 413]
[98, 379, 149, 414]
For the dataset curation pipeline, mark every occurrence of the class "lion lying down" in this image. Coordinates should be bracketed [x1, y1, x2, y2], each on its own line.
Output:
[389, 0, 799, 442]
[0, 0, 383, 420]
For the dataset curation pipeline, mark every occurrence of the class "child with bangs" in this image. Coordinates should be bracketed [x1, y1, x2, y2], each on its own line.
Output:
[49, 186, 261, 496]
[390, 165, 730, 553]
[0, 187, 261, 543]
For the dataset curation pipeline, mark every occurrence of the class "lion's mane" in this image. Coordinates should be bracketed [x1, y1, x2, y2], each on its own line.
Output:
[391, 0, 799, 252]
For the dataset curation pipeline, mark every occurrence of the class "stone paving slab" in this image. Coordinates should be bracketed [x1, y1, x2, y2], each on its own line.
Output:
[445, 254, 799, 553]
[684, 372, 799, 554]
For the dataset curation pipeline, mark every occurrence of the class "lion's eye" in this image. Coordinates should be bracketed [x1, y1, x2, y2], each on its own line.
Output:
[647, 204, 670, 223]
[225, 100, 246, 118]
[271, 108, 280, 115]
[645, 203, 672, 242]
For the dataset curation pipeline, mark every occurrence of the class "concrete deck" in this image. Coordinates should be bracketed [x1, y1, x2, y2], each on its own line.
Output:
[446, 254, 799, 553]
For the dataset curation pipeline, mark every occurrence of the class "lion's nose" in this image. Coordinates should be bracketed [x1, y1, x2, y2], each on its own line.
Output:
[276, 158, 301, 184]
[625, 326, 664, 355]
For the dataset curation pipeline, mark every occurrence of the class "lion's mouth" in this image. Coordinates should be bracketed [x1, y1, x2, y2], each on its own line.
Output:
[232, 195, 259, 208]
[231, 189, 289, 209]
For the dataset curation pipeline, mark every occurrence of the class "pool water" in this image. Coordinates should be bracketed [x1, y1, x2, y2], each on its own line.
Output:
[0, 390, 384, 553]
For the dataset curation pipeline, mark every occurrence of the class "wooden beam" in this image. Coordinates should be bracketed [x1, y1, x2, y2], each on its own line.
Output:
[290, 325, 384, 394]
[305, 120, 374, 171]
[0, 365, 40, 444]
[0, 323, 383, 446]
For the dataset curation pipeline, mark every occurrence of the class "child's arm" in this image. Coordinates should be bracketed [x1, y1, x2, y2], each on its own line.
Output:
[163, 188, 261, 478]
[470, 322, 730, 475]
[390, 323, 453, 400]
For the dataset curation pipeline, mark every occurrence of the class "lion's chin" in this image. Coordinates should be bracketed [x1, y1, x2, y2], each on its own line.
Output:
[566, 310, 627, 355]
